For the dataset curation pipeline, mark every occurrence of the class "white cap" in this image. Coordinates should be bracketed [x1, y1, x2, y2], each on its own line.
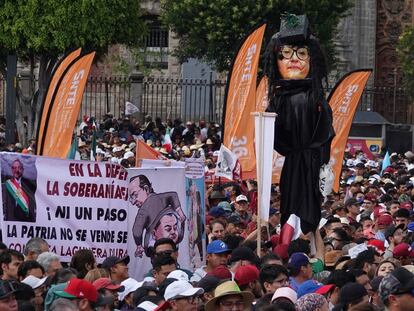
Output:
[110, 157, 119, 164]
[129, 142, 137, 149]
[137, 301, 158, 311]
[22, 275, 48, 289]
[272, 287, 297, 303]
[236, 194, 248, 203]
[167, 270, 189, 282]
[119, 278, 142, 301]
[123, 151, 135, 159]
[346, 159, 354, 167]
[113, 146, 123, 153]
[164, 280, 203, 301]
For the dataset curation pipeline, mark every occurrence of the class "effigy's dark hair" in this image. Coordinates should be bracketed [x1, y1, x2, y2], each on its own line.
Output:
[263, 33, 328, 103]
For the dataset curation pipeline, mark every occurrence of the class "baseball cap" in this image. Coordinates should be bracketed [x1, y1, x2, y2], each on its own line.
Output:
[377, 214, 393, 226]
[164, 280, 203, 301]
[227, 215, 242, 225]
[339, 283, 368, 305]
[385, 224, 405, 240]
[331, 201, 345, 212]
[234, 265, 259, 286]
[21, 275, 48, 289]
[271, 287, 297, 303]
[207, 265, 232, 280]
[345, 198, 361, 208]
[315, 284, 335, 295]
[236, 195, 248, 203]
[297, 280, 323, 298]
[206, 240, 230, 254]
[197, 276, 221, 293]
[393, 243, 414, 259]
[55, 278, 99, 302]
[0, 280, 17, 300]
[217, 201, 232, 213]
[288, 252, 311, 270]
[367, 239, 385, 253]
[123, 151, 134, 159]
[379, 267, 414, 303]
[166, 270, 189, 282]
[93, 278, 124, 292]
[269, 208, 279, 216]
[101, 255, 130, 270]
[229, 246, 259, 265]
[400, 201, 413, 210]
[118, 278, 143, 301]
[208, 206, 227, 218]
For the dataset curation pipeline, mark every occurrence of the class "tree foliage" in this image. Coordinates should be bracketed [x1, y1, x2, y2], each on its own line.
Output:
[161, 0, 353, 72]
[397, 26, 414, 98]
[0, 0, 146, 145]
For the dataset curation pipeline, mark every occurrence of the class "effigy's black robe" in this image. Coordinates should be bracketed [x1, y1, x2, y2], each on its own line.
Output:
[266, 79, 335, 233]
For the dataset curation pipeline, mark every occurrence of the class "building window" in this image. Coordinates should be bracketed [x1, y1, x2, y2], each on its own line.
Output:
[143, 17, 168, 68]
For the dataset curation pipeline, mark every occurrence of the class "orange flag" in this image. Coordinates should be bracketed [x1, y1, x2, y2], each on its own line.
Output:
[223, 24, 266, 176]
[328, 69, 372, 192]
[36, 48, 81, 155]
[39, 52, 96, 158]
[135, 140, 166, 166]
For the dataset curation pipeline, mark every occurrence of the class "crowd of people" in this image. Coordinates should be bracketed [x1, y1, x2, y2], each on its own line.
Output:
[1, 115, 414, 311]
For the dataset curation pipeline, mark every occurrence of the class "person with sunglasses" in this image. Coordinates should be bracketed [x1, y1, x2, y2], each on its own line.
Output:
[263, 13, 335, 244]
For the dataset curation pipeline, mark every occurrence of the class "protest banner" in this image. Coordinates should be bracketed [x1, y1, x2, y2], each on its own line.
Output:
[127, 167, 188, 280]
[223, 24, 266, 175]
[0, 153, 129, 262]
[185, 158, 206, 269]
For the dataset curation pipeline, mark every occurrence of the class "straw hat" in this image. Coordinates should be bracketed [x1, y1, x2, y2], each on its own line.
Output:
[205, 281, 254, 311]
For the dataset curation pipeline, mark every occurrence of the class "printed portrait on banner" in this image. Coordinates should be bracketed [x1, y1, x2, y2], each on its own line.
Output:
[1, 155, 37, 223]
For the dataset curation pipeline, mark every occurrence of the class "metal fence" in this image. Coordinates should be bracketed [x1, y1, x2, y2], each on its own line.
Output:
[0, 75, 413, 125]
[141, 76, 227, 123]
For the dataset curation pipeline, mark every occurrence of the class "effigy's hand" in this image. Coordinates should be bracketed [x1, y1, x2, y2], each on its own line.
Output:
[135, 245, 144, 258]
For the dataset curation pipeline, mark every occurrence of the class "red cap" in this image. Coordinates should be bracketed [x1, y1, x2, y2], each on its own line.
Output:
[93, 278, 124, 291]
[273, 244, 289, 260]
[315, 284, 335, 295]
[393, 243, 414, 258]
[62, 278, 98, 302]
[400, 202, 413, 210]
[367, 239, 385, 253]
[207, 265, 232, 280]
[377, 214, 393, 226]
[234, 265, 259, 286]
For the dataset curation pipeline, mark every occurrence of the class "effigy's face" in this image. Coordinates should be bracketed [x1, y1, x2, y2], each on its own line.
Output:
[277, 45, 310, 79]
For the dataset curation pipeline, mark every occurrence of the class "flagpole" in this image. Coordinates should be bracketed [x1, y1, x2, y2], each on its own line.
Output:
[256, 112, 264, 257]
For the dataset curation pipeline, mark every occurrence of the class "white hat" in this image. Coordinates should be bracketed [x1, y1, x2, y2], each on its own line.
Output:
[96, 148, 105, 155]
[119, 278, 142, 301]
[167, 270, 189, 282]
[110, 157, 119, 164]
[129, 142, 137, 149]
[346, 159, 354, 167]
[272, 287, 297, 303]
[136, 301, 158, 311]
[164, 280, 203, 301]
[113, 146, 123, 153]
[123, 151, 135, 159]
[22, 275, 48, 289]
[236, 194, 248, 203]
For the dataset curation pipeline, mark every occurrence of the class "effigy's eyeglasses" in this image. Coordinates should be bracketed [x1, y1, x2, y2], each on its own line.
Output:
[278, 46, 310, 61]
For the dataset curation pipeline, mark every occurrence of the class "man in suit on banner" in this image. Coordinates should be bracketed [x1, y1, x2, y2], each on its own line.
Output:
[2, 159, 36, 222]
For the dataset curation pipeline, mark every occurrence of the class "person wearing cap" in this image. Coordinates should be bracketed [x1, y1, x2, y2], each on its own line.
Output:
[383, 224, 405, 259]
[93, 277, 124, 310]
[118, 277, 142, 310]
[162, 280, 204, 311]
[287, 253, 314, 292]
[332, 282, 369, 311]
[268, 207, 281, 235]
[226, 215, 245, 235]
[55, 278, 112, 311]
[375, 213, 394, 241]
[345, 198, 362, 225]
[394, 208, 410, 231]
[0, 280, 18, 311]
[232, 195, 251, 225]
[198, 275, 221, 305]
[234, 265, 262, 299]
[190, 240, 231, 283]
[102, 255, 130, 284]
[379, 267, 414, 311]
[392, 243, 414, 265]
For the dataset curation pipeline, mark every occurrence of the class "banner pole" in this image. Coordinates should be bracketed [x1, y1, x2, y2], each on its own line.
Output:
[256, 112, 264, 257]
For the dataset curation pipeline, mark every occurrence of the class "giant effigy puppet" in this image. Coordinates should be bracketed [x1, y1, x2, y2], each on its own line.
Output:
[264, 14, 335, 235]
